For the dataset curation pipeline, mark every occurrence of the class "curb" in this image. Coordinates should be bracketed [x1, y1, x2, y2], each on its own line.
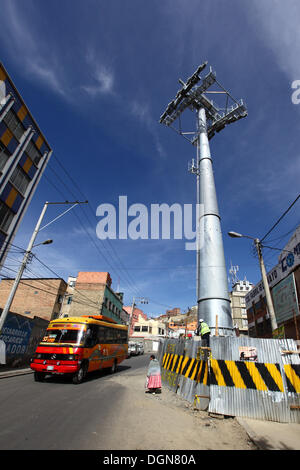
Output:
[236, 418, 264, 450]
[0, 368, 33, 379]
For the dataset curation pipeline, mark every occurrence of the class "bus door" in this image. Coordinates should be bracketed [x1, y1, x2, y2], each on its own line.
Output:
[98, 326, 110, 368]
[85, 325, 102, 371]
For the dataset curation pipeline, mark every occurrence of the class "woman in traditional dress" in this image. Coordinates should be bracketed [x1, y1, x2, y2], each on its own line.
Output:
[145, 354, 161, 394]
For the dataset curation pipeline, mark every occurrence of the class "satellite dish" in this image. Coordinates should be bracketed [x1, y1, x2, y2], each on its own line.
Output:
[0, 81, 6, 106]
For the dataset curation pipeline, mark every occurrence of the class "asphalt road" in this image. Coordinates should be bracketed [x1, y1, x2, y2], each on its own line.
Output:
[0, 353, 150, 450]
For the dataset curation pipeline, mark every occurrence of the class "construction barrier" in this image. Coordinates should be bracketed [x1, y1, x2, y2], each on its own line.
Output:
[159, 336, 300, 423]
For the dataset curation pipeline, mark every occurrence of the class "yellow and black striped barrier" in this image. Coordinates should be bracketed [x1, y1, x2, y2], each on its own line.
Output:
[162, 352, 209, 386]
[162, 353, 300, 393]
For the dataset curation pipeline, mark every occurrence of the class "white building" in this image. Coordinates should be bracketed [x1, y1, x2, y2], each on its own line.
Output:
[230, 279, 254, 335]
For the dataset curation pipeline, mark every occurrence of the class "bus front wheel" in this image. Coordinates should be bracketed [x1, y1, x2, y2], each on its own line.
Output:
[72, 363, 87, 384]
[34, 372, 46, 382]
[111, 359, 118, 374]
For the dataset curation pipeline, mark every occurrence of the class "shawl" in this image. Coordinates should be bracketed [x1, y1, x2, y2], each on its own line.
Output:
[147, 358, 161, 376]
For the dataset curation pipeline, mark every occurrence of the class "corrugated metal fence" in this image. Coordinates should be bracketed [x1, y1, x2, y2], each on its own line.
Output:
[159, 336, 300, 423]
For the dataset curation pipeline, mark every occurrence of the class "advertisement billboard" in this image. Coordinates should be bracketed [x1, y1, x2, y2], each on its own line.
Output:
[245, 225, 300, 308]
[272, 272, 299, 324]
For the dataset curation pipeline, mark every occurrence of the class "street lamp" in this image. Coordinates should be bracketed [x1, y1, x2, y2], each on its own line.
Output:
[33, 239, 53, 248]
[228, 231, 278, 332]
[0, 200, 87, 335]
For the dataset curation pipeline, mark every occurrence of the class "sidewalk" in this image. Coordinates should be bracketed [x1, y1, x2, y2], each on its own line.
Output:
[0, 366, 33, 378]
[237, 417, 300, 450]
[1, 366, 299, 450]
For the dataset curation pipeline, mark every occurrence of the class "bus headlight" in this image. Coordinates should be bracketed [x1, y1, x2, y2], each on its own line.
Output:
[68, 354, 78, 361]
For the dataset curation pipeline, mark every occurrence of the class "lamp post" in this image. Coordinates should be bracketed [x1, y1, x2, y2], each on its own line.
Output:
[228, 231, 278, 332]
[0, 200, 87, 335]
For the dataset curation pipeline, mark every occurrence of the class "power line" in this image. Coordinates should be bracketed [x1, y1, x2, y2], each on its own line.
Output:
[52, 157, 146, 298]
[45, 161, 157, 301]
[0, 263, 101, 311]
[265, 220, 300, 244]
[1, 250, 102, 311]
[261, 193, 300, 242]
[32, 254, 102, 309]
[40, 155, 185, 311]
[43, 171, 142, 298]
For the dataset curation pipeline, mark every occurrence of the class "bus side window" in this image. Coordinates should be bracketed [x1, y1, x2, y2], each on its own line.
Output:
[107, 327, 117, 344]
[85, 325, 99, 348]
[98, 327, 107, 343]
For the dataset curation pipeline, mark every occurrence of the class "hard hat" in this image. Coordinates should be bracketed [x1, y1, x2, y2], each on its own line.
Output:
[199, 319, 204, 323]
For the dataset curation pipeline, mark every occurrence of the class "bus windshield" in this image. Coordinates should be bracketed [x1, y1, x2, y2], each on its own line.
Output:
[42, 326, 87, 345]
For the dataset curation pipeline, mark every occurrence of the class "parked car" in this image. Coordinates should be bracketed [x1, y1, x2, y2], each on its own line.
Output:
[137, 343, 144, 355]
[128, 342, 139, 356]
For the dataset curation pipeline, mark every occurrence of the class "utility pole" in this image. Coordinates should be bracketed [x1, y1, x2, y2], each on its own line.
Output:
[254, 238, 278, 332]
[128, 296, 148, 339]
[228, 231, 278, 333]
[159, 62, 247, 336]
[0, 200, 87, 336]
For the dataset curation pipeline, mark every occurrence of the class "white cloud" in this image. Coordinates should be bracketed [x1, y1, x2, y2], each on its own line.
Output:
[130, 100, 166, 159]
[29, 62, 67, 97]
[81, 48, 114, 96]
[247, 0, 300, 80]
[81, 65, 114, 96]
[0, 0, 68, 97]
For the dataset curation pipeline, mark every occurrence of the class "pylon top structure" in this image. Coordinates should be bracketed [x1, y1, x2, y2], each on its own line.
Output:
[159, 61, 247, 142]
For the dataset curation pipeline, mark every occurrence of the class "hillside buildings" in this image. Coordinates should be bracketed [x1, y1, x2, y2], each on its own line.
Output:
[0, 63, 52, 269]
[130, 315, 166, 338]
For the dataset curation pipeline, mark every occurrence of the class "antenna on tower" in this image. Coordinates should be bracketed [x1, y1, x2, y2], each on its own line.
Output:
[229, 261, 239, 286]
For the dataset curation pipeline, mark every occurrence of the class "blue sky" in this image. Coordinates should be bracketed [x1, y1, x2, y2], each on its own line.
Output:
[0, 0, 300, 316]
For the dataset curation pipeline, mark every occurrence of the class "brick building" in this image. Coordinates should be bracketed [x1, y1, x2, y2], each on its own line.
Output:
[65, 272, 127, 324]
[0, 277, 67, 322]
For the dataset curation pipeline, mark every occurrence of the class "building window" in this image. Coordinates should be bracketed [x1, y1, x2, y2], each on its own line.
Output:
[0, 142, 10, 172]
[26, 140, 42, 166]
[142, 326, 148, 332]
[3, 109, 25, 141]
[10, 165, 31, 195]
[0, 201, 14, 233]
[134, 326, 141, 332]
[67, 296, 72, 305]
